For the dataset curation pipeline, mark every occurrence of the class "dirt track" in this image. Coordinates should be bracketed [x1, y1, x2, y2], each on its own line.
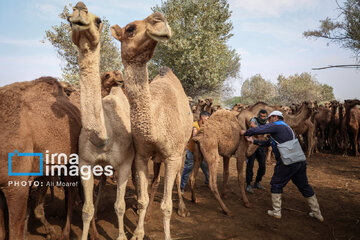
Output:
[27, 152, 360, 240]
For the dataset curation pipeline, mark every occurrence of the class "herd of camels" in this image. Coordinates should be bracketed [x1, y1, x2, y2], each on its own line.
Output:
[0, 2, 359, 240]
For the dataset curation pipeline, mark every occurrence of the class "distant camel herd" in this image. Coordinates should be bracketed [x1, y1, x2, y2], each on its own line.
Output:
[0, 2, 359, 240]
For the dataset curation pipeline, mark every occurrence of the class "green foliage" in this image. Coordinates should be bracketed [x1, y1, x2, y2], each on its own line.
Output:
[304, 0, 360, 62]
[150, 0, 240, 98]
[276, 73, 335, 105]
[42, 5, 122, 84]
[240, 74, 277, 105]
[227, 73, 335, 107]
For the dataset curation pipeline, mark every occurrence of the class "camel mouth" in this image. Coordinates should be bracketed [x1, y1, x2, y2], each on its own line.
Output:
[148, 32, 171, 42]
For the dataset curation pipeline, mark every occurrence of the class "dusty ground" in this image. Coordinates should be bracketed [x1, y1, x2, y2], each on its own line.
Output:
[27, 152, 360, 240]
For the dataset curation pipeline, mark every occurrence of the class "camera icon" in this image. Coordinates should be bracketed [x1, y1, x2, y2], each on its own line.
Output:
[8, 150, 43, 176]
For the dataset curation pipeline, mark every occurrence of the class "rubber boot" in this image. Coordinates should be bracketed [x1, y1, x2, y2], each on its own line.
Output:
[307, 195, 324, 222]
[267, 193, 282, 219]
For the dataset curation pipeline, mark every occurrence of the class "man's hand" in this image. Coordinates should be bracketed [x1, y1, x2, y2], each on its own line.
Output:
[240, 130, 246, 135]
[245, 136, 254, 143]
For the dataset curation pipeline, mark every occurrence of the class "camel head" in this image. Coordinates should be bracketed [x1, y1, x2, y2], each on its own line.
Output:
[68, 2, 103, 50]
[205, 98, 213, 106]
[111, 12, 172, 65]
[59, 81, 76, 96]
[101, 70, 123, 97]
[330, 100, 339, 108]
[344, 99, 360, 109]
[198, 99, 207, 108]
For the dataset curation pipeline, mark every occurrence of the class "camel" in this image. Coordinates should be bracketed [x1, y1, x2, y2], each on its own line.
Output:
[190, 109, 259, 216]
[111, 12, 193, 240]
[204, 98, 213, 114]
[68, 3, 134, 240]
[328, 100, 340, 150]
[193, 99, 207, 121]
[284, 101, 317, 157]
[314, 105, 332, 150]
[342, 99, 360, 156]
[101, 70, 123, 97]
[0, 77, 81, 239]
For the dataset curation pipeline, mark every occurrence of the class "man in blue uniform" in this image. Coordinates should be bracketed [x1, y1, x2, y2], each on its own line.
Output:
[241, 111, 324, 221]
[246, 109, 268, 194]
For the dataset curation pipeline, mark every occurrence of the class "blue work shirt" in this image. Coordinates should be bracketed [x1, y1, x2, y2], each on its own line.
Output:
[244, 120, 294, 162]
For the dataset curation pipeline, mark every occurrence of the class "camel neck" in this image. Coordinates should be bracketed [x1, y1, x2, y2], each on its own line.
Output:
[78, 46, 108, 146]
[286, 103, 311, 125]
[123, 63, 156, 143]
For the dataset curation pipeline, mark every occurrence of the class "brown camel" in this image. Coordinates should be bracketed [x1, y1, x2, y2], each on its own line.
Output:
[101, 70, 123, 97]
[343, 99, 360, 156]
[193, 99, 207, 121]
[111, 12, 193, 240]
[284, 101, 317, 157]
[314, 105, 332, 150]
[190, 109, 259, 216]
[0, 77, 81, 240]
[328, 100, 340, 150]
[68, 3, 134, 240]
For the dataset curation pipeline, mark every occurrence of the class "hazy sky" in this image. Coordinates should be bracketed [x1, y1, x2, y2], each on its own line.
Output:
[0, 0, 359, 100]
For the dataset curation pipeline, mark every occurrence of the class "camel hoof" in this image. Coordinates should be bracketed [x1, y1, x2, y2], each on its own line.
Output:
[191, 197, 197, 203]
[130, 233, 144, 240]
[225, 210, 234, 217]
[244, 202, 251, 208]
[177, 207, 190, 217]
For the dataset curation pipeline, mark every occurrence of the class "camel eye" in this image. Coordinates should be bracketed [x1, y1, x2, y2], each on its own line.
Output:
[126, 26, 135, 33]
[96, 18, 102, 25]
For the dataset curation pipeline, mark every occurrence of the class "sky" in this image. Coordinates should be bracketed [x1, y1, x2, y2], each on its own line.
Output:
[0, 0, 359, 100]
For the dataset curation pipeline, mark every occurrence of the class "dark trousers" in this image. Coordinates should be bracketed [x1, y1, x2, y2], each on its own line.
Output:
[270, 160, 314, 197]
[246, 147, 266, 185]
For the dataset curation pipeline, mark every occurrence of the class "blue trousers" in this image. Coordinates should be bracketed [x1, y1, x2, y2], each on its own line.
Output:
[180, 150, 209, 190]
[270, 160, 314, 197]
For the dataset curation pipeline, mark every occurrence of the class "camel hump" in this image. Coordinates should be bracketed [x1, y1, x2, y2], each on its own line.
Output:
[159, 66, 172, 77]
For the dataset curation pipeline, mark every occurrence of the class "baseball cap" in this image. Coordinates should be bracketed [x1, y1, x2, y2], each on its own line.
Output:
[268, 110, 284, 118]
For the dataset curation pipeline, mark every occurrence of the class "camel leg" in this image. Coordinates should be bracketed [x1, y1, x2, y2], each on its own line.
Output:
[221, 156, 230, 198]
[189, 144, 202, 203]
[354, 131, 359, 157]
[80, 164, 95, 240]
[176, 164, 190, 217]
[307, 127, 315, 157]
[266, 147, 272, 164]
[61, 181, 77, 240]
[207, 157, 233, 216]
[34, 185, 58, 239]
[145, 162, 161, 222]
[161, 158, 181, 240]
[0, 192, 6, 240]
[235, 149, 250, 208]
[114, 163, 132, 240]
[3, 186, 29, 240]
[88, 174, 106, 240]
[131, 157, 149, 240]
[131, 162, 138, 200]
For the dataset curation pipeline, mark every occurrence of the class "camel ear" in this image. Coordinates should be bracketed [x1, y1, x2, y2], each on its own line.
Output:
[111, 25, 122, 41]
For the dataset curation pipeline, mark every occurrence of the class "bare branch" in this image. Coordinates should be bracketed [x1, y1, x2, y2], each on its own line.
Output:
[312, 64, 360, 70]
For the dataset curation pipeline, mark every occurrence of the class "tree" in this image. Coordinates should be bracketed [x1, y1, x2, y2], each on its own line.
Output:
[319, 84, 335, 102]
[150, 0, 240, 98]
[42, 5, 122, 84]
[304, 0, 360, 65]
[276, 73, 334, 105]
[240, 74, 277, 105]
